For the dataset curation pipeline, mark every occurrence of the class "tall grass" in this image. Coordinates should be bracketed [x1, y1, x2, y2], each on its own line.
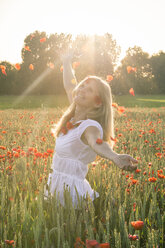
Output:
[0, 107, 164, 247]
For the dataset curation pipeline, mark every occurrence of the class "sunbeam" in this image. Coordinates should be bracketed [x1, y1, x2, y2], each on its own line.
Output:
[12, 67, 52, 107]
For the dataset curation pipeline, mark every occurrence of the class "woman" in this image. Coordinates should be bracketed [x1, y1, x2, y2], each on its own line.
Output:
[44, 52, 138, 206]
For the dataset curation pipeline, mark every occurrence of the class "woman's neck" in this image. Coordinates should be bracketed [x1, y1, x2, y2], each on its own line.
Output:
[71, 106, 88, 124]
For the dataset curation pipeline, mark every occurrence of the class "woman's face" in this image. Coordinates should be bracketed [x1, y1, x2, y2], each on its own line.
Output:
[73, 79, 102, 109]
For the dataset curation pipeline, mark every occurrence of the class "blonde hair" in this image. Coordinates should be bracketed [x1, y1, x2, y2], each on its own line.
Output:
[53, 76, 114, 147]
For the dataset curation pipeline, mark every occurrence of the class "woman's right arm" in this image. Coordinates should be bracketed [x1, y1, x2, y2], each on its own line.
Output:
[62, 52, 78, 104]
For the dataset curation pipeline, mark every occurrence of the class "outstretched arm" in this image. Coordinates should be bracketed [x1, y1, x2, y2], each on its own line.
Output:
[62, 52, 78, 104]
[83, 126, 138, 171]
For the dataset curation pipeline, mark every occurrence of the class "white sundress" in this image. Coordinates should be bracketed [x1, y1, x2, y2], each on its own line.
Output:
[44, 119, 103, 206]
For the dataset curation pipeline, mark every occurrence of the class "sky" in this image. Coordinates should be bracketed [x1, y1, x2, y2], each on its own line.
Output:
[0, 0, 165, 64]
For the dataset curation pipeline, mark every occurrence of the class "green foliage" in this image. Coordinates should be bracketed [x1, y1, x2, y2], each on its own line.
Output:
[112, 46, 161, 95]
[0, 32, 165, 95]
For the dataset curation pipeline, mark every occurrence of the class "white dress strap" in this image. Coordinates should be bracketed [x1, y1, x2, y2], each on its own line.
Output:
[77, 119, 103, 140]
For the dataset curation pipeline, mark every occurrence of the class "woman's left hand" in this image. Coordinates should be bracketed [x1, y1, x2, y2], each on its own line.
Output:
[112, 154, 138, 171]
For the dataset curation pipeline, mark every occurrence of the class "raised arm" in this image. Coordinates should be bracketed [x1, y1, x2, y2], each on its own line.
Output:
[62, 52, 78, 104]
[83, 126, 138, 172]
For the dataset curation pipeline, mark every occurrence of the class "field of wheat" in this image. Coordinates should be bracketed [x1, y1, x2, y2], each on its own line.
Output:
[0, 106, 164, 248]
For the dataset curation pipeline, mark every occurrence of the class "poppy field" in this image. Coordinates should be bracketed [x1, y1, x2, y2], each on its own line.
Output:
[0, 106, 164, 247]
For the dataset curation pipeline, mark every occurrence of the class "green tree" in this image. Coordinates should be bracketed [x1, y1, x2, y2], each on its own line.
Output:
[72, 33, 121, 81]
[20, 31, 72, 95]
[150, 51, 165, 93]
[0, 61, 16, 95]
[112, 46, 158, 95]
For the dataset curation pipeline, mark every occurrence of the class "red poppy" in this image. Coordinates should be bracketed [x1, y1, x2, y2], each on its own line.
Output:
[0, 65, 6, 70]
[100, 243, 110, 248]
[74, 237, 85, 247]
[24, 46, 31, 51]
[148, 177, 157, 182]
[72, 61, 80, 69]
[0, 146, 6, 150]
[110, 136, 117, 142]
[96, 138, 103, 144]
[1, 69, 7, 76]
[86, 240, 100, 248]
[129, 88, 135, 96]
[60, 126, 67, 135]
[40, 37, 46, 43]
[127, 66, 137, 73]
[29, 64, 34, 70]
[112, 103, 118, 109]
[48, 62, 54, 69]
[117, 106, 125, 114]
[5, 240, 15, 245]
[135, 169, 141, 173]
[60, 121, 81, 135]
[128, 234, 139, 241]
[106, 75, 113, 82]
[66, 121, 74, 130]
[157, 173, 165, 179]
[131, 220, 144, 230]
[15, 63, 21, 70]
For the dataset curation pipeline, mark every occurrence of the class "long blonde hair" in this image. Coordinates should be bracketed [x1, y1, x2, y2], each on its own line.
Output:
[53, 76, 114, 147]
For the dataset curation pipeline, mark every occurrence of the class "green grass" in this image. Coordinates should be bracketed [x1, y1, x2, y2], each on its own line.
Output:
[113, 94, 165, 108]
[0, 95, 69, 110]
[0, 94, 165, 109]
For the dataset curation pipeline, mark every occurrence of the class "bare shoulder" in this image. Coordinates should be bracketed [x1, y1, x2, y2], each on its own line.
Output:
[83, 126, 101, 137]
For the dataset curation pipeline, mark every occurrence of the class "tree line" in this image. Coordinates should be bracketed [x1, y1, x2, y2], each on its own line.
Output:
[0, 31, 164, 95]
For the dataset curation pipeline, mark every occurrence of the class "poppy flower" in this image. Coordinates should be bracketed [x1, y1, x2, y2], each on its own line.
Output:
[110, 136, 117, 142]
[117, 106, 125, 114]
[1, 69, 7, 76]
[128, 234, 139, 241]
[157, 173, 165, 179]
[129, 88, 135, 96]
[29, 64, 34, 70]
[135, 169, 141, 173]
[60, 126, 67, 135]
[40, 37, 46, 43]
[48, 62, 54, 69]
[112, 103, 118, 109]
[66, 121, 74, 130]
[86, 240, 100, 248]
[96, 138, 103, 144]
[5, 240, 15, 245]
[100, 243, 110, 248]
[0, 65, 6, 70]
[148, 177, 157, 182]
[0, 146, 6, 150]
[60, 66, 63, 72]
[131, 220, 144, 230]
[127, 66, 137, 73]
[72, 61, 80, 69]
[24, 46, 31, 51]
[15, 63, 21, 70]
[106, 75, 113, 82]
